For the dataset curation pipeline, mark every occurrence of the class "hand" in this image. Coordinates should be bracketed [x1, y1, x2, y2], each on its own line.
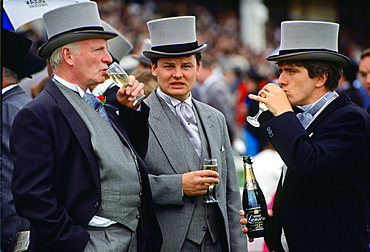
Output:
[182, 170, 219, 196]
[116, 75, 145, 109]
[239, 209, 274, 242]
[248, 83, 292, 117]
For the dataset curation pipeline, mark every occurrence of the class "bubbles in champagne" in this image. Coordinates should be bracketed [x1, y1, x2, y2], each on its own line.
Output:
[203, 164, 218, 172]
[108, 73, 129, 89]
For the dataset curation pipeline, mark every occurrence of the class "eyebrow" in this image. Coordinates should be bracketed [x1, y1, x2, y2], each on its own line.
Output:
[279, 66, 299, 71]
[162, 61, 193, 65]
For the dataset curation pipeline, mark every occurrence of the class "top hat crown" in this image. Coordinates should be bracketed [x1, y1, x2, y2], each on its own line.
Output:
[143, 16, 206, 59]
[2, 28, 32, 78]
[266, 21, 350, 66]
[38, 2, 117, 58]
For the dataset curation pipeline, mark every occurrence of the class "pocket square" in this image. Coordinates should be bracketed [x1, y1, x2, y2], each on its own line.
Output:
[221, 146, 225, 151]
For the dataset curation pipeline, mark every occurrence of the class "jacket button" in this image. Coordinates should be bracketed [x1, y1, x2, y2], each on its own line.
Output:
[266, 126, 274, 138]
[136, 214, 141, 219]
[94, 202, 100, 208]
[190, 198, 195, 204]
[202, 226, 207, 232]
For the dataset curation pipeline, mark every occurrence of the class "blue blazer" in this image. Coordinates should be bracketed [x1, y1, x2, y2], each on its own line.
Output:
[10, 80, 157, 252]
[263, 94, 370, 251]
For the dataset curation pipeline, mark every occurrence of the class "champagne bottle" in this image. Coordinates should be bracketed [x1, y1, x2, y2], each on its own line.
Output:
[242, 155, 268, 239]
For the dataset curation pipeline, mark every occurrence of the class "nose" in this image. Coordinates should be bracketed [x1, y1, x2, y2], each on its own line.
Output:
[103, 49, 113, 64]
[173, 67, 183, 78]
[277, 73, 287, 86]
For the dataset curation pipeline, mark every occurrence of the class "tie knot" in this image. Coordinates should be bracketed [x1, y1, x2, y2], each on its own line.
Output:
[82, 92, 113, 128]
[83, 93, 100, 109]
[176, 102, 195, 123]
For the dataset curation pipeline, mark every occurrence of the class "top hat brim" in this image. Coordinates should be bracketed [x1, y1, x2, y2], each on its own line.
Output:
[39, 30, 117, 58]
[266, 50, 351, 66]
[3, 58, 32, 79]
[143, 44, 206, 59]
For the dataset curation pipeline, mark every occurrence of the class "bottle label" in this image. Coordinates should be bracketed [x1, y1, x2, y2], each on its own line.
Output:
[245, 207, 265, 232]
[246, 180, 258, 190]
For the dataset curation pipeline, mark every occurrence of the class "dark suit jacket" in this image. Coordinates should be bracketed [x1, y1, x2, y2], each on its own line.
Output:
[2, 86, 31, 252]
[263, 94, 370, 252]
[10, 79, 157, 252]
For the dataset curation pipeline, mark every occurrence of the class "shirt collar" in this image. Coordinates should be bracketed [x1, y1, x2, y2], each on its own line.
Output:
[2, 84, 18, 94]
[53, 74, 91, 98]
[298, 91, 339, 116]
[156, 87, 193, 108]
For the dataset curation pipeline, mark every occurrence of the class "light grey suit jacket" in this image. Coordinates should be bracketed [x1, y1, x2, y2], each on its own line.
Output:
[144, 90, 247, 251]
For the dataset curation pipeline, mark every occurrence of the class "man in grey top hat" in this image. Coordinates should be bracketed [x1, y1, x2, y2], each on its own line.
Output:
[9, 2, 159, 252]
[240, 21, 370, 251]
[141, 16, 246, 251]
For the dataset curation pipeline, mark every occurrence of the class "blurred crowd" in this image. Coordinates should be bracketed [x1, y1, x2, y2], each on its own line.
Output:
[18, 0, 369, 156]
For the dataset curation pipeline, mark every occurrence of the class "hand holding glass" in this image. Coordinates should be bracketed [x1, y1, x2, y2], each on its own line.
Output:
[106, 62, 145, 105]
[247, 83, 283, 127]
[203, 158, 218, 203]
[246, 90, 268, 128]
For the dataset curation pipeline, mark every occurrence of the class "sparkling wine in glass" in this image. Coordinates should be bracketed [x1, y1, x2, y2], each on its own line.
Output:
[203, 158, 218, 203]
[107, 62, 145, 105]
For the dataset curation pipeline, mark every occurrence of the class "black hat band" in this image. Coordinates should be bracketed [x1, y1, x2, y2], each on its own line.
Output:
[279, 48, 338, 56]
[48, 26, 104, 42]
[151, 41, 199, 53]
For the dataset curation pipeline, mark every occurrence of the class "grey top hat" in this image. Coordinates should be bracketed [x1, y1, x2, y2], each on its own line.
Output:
[38, 2, 117, 58]
[266, 21, 350, 66]
[101, 20, 133, 62]
[143, 16, 207, 59]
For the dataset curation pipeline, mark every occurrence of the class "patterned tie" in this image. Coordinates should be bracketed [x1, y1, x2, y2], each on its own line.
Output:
[175, 102, 202, 157]
[82, 93, 113, 128]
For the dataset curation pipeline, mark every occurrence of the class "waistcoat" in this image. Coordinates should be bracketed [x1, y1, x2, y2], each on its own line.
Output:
[56, 81, 141, 231]
[159, 96, 224, 245]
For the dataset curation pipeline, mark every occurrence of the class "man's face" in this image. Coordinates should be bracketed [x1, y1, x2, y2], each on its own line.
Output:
[71, 38, 112, 88]
[358, 55, 370, 94]
[152, 55, 200, 102]
[277, 64, 323, 106]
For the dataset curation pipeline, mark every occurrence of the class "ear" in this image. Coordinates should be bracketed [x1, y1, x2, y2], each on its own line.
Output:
[196, 62, 201, 76]
[61, 46, 74, 66]
[315, 72, 328, 88]
[151, 63, 157, 77]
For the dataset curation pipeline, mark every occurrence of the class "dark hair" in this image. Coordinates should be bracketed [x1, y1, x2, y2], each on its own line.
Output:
[150, 53, 202, 66]
[360, 48, 370, 59]
[277, 60, 343, 91]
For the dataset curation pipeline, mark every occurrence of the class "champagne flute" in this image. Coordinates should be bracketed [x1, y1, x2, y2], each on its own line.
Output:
[106, 62, 146, 105]
[246, 90, 268, 128]
[203, 158, 218, 203]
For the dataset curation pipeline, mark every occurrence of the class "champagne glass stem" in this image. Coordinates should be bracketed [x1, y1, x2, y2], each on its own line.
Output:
[246, 109, 263, 127]
[133, 95, 146, 105]
[252, 109, 263, 120]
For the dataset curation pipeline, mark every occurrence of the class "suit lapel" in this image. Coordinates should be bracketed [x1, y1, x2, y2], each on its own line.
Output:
[193, 99, 218, 158]
[46, 80, 101, 187]
[306, 94, 348, 133]
[145, 91, 190, 174]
